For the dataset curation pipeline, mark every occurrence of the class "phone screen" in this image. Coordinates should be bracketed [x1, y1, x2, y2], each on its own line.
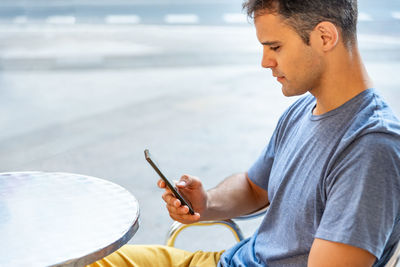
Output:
[144, 149, 195, 215]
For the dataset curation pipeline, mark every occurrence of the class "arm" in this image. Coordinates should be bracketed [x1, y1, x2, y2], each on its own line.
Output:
[201, 172, 269, 221]
[308, 238, 376, 267]
[159, 172, 269, 224]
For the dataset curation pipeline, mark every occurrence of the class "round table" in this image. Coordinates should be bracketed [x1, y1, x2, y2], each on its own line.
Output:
[0, 172, 139, 267]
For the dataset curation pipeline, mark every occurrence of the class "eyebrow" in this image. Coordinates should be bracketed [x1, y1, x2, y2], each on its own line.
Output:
[261, 41, 281, 46]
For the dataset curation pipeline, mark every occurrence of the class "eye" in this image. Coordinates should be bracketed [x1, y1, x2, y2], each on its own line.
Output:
[270, 46, 281, 51]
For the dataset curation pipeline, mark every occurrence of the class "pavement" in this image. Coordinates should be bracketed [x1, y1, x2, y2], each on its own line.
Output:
[0, 1, 399, 252]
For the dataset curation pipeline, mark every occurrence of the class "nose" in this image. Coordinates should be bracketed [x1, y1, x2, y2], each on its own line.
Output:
[261, 48, 277, 69]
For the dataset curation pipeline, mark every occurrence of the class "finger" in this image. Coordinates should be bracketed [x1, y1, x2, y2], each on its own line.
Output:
[176, 174, 201, 189]
[179, 205, 190, 214]
[180, 212, 201, 222]
[169, 211, 201, 224]
[161, 184, 173, 196]
[191, 212, 201, 221]
[162, 191, 181, 207]
[161, 188, 181, 207]
[166, 203, 189, 215]
[172, 198, 181, 207]
[157, 179, 166, 188]
[175, 180, 186, 188]
[176, 175, 189, 189]
[162, 191, 174, 203]
[165, 203, 179, 216]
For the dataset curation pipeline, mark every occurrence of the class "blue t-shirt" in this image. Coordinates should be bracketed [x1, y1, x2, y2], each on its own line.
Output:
[219, 89, 400, 267]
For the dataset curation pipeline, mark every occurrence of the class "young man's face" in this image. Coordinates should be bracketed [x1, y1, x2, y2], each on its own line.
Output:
[254, 12, 323, 97]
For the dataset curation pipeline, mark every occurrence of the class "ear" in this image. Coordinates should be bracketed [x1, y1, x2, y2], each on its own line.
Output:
[311, 21, 339, 52]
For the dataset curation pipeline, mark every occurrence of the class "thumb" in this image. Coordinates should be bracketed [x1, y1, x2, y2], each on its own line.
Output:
[176, 174, 200, 189]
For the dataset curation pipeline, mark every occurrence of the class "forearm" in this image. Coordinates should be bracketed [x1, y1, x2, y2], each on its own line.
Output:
[200, 172, 269, 221]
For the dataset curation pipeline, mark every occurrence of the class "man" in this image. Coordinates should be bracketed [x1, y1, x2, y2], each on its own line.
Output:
[90, 0, 400, 266]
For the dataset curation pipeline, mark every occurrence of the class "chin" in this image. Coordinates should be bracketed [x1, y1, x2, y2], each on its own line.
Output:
[281, 90, 292, 97]
[281, 86, 308, 97]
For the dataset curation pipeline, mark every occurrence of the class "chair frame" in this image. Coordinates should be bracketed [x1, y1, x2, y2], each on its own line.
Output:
[166, 219, 244, 247]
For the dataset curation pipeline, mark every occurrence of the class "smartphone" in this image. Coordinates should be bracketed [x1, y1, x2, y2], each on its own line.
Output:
[144, 149, 195, 215]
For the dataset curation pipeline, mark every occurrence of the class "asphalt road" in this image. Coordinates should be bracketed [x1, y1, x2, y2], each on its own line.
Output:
[0, 0, 399, 252]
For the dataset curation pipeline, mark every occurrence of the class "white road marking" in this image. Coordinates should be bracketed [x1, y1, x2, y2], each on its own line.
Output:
[358, 34, 400, 46]
[13, 16, 27, 24]
[105, 15, 141, 24]
[223, 13, 248, 24]
[392, 12, 400, 20]
[46, 16, 76, 24]
[358, 12, 373, 21]
[164, 14, 199, 24]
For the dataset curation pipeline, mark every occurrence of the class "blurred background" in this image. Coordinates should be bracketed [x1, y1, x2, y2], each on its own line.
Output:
[0, 0, 399, 252]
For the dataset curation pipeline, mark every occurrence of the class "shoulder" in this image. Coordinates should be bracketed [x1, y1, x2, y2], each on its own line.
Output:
[347, 90, 400, 137]
[335, 92, 400, 171]
[327, 90, 400, 187]
[335, 90, 400, 161]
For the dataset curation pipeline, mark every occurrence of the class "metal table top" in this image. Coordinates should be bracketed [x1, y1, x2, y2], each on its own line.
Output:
[0, 172, 139, 267]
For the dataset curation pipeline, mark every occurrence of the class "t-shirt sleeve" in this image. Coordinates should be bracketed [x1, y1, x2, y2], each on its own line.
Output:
[247, 95, 313, 190]
[315, 133, 400, 259]
[247, 127, 278, 191]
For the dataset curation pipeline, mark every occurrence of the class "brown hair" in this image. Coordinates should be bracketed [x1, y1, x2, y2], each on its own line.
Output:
[243, 0, 358, 47]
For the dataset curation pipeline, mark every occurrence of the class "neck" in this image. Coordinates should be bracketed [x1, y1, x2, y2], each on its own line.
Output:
[311, 45, 373, 115]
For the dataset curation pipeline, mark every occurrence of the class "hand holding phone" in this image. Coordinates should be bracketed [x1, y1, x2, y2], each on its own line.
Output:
[144, 149, 195, 215]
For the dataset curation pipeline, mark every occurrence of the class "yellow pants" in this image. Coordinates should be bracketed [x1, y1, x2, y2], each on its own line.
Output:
[87, 245, 224, 267]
